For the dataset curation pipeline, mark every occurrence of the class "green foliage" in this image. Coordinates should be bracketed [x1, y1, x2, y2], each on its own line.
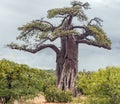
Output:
[48, 6, 80, 18]
[85, 97, 111, 104]
[44, 86, 72, 103]
[1, 59, 119, 104]
[44, 86, 56, 102]
[18, 20, 51, 32]
[87, 25, 111, 47]
[52, 29, 77, 37]
[8, 1, 111, 51]
[56, 90, 72, 103]
[77, 67, 120, 104]
[71, 1, 90, 10]
[48, 1, 90, 21]
[0, 59, 55, 103]
[17, 20, 51, 42]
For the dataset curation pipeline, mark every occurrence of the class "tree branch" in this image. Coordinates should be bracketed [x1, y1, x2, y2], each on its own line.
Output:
[77, 39, 111, 50]
[17, 29, 33, 40]
[68, 15, 73, 25]
[87, 17, 103, 26]
[57, 15, 69, 28]
[46, 36, 58, 41]
[8, 43, 60, 55]
[74, 31, 90, 41]
[38, 20, 55, 31]
[70, 26, 86, 30]
[70, 26, 88, 40]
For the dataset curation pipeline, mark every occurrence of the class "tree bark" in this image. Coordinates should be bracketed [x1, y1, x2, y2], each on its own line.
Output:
[56, 36, 78, 96]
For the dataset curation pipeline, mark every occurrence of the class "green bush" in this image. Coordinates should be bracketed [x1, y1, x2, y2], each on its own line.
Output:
[44, 86, 56, 102]
[85, 97, 110, 104]
[0, 59, 55, 103]
[77, 67, 120, 104]
[56, 90, 72, 103]
[44, 86, 72, 103]
[42, 75, 56, 93]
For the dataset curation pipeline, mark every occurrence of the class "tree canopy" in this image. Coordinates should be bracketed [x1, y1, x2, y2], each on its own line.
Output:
[8, 1, 111, 53]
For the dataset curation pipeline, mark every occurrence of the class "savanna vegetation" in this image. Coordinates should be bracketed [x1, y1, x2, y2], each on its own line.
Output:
[0, 59, 120, 104]
[1, 1, 119, 104]
[77, 67, 120, 104]
[0, 59, 55, 103]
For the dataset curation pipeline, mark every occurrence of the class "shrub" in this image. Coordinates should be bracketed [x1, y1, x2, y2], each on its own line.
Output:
[44, 86, 56, 102]
[56, 90, 72, 103]
[0, 59, 55, 103]
[85, 97, 110, 104]
[44, 86, 72, 103]
[77, 67, 120, 104]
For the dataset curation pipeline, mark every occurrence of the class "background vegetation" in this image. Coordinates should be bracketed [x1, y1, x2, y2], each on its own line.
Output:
[77, 67, 120, 104]
[0, 59, 55, 103]
[0, 59, 120, 104]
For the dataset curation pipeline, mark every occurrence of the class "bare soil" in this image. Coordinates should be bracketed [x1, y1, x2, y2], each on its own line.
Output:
[13, 94, 86, 104]
[13, 94, 67, 104]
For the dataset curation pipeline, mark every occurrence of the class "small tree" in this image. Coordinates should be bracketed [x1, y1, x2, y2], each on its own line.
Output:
[8, 1, 111, 96]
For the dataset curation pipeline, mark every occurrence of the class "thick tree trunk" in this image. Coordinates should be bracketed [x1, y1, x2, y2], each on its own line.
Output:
[56, 36, 78, 96]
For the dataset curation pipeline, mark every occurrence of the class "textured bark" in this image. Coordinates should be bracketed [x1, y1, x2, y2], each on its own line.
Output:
[56, 36, 78, 96]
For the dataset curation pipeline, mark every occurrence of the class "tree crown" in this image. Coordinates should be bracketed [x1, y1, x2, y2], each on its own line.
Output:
[8, 1, 111, 53]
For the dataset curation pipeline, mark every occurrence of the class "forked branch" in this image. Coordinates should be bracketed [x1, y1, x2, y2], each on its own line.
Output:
[88, 17, 103, 26]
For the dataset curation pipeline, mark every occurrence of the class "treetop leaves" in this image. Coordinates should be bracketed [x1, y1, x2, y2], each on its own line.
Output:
[87, 25, 111, 48]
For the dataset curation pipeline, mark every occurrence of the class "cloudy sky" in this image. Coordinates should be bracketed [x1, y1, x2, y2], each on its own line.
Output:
[0, 0, 120, 71]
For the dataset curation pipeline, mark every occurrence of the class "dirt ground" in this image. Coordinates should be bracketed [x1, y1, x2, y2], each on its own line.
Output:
[13, 94, 67, 104]
[13, 94, 86, 104]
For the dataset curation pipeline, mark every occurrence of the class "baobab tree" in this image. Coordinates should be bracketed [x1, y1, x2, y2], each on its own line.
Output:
[8, 1, 111, 96]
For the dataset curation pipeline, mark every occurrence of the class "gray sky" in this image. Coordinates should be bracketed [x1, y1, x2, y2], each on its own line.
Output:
[0, 0, 120, 71]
